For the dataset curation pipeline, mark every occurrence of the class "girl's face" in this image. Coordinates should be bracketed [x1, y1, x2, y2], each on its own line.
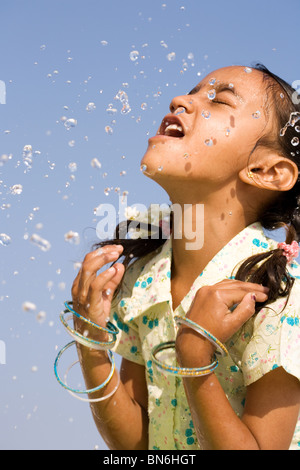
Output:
[141, 66, 272, 198]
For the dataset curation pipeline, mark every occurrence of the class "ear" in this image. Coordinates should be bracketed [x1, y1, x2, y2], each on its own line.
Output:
[239, 155, 299, 192]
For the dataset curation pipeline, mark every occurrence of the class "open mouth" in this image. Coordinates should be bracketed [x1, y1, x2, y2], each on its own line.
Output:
[159, 115, 185, 138]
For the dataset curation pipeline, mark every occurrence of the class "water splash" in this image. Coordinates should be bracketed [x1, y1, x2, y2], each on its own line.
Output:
[0, 233, 11, 246]
[30, 234, 51, 252]
[129, 50, 139, 61]
[252, 111, 261, 119]
[280, 111, 300, 137]
[167, 52, 176, 61]
[207, 89, 216, 100]
[201, 110, 211, 119]
[10, 184, 23, 195]
[64, 231, 80, 245]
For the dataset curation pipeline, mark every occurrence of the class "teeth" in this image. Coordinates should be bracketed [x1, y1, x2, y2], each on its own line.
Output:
[164, 124, 183, 135]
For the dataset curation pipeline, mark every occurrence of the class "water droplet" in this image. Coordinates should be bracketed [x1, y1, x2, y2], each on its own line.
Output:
[68, 162, 77, 172]
[167, 52, 176, 61]
[64, 118, 77, 130]
[140, 164, 148, 172]
[209, 78, 216, 86]
[295, 126, 300, 133]
[129, 50, 139, 61]
[207, 89, 216, 100]
[0, 233, 11, 246]
[252, 111, 261, 119]
[22, 145, 33, 170]
[115, 90, 131, 115]
[105, 126, 113, 135]
[30, 234, 51, 252]
[104, 187, 110, 196]
[10, 184, 23, 195]
[100, 40, 108, 46]
[244, 67, 252, 73]
[289, 112, 300, 127]
[106, 104, 117, 115]
[158, 166, 163, 171]
[225, 128, 230, 137]
[22, 301, 36, 312]
[91, 158, 102, 169]
[291, 137, 299, 146]
[204, 139, 213, 146]
[280, 93, 285, 99]
[86, 102, 96, 112]
[64, 231, 80, 245]
[141, 102, 147, 110]
[174, 107, 186, 115]
[201, 110, 211, 119]
[36, 311, 46, 324]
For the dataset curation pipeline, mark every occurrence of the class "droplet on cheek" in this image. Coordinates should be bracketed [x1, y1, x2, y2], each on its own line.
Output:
[252, 111, 261, 119]
[201, 110, 211, 119]
[207, 89, 216, 100]
[204, 138, 213, 146]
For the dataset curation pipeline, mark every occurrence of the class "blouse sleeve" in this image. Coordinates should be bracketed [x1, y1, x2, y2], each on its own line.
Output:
[242, 280, 300, 386]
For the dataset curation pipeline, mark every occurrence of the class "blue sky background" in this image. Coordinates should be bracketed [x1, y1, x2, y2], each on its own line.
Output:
[1, 0, 300, 450]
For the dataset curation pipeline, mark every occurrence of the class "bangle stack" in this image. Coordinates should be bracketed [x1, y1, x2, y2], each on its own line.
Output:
[55, 300, 229, 397]
[60, 301, 119, 351]
[150, 316, 228, 378]
[54, 302, 120, 403]
[151, 341, 219, 377]
[174, 316, 229, 357]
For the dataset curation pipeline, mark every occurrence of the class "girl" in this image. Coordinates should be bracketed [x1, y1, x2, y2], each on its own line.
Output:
[65, 64, 300, 450]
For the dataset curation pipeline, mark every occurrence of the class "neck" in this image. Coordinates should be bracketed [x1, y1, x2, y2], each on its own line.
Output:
[169, 186, 257, 283]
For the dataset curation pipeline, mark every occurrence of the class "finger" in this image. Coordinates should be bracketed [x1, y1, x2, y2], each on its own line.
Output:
[101, 263, 126, 300]
[78, 249, 123, 299]
[214, 279, 269, 294]
[225, 292, 258, 332]
[85, 265, 117, 311]
[221, 288, 268, 310]
[88, 263, 125, 306]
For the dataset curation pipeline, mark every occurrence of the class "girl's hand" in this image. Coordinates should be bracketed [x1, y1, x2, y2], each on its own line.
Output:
[176, 279, 269, 364]
[71, 245, 125, 334]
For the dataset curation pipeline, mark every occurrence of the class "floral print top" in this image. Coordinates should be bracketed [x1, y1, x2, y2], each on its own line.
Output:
[110, 222, 300, 450]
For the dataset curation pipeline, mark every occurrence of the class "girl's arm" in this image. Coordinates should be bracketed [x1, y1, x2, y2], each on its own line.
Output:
[78, 348, 149, 450]
[176, 280, 300, 450]
[71, 245, 149, 450]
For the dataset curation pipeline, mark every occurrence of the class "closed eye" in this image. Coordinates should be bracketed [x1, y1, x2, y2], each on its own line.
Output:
[211, 99, 229, 106]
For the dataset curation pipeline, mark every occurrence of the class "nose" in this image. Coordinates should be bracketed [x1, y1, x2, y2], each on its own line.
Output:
[169, 94, 194, 114]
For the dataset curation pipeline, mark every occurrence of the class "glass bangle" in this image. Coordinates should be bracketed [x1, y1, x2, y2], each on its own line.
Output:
[64, 301, 119, 337]
[60, 312, 117, 350]
[54, 341, 115, 394]
[151, 341, 219, 377]
[174, 315, 228, 357]
[64, 361, 121, 403]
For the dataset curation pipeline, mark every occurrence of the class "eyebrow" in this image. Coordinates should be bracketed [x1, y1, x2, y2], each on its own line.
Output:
[188, 81, 244, 102]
